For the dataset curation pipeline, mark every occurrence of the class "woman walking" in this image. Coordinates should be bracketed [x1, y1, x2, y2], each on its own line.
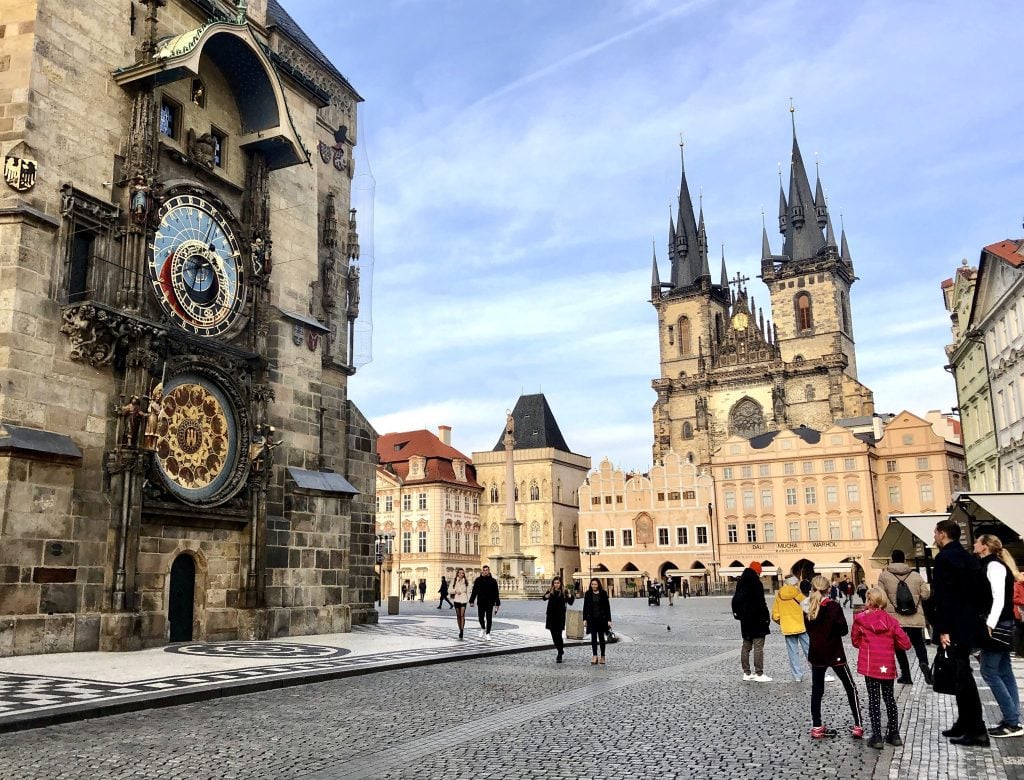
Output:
[851, 587, 911, 749]
[437, 576, 454, 609]
[542, 576, 574, 663]
[450, 568, 469, 639]
[805, 575, 864, 740]
[974, 534, 1024, 738]
[583, 578, 612, 665]
[732, 562, 771, 682]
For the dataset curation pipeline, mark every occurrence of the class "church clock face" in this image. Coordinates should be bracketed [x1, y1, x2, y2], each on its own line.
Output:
[150, 194, 245, 337]
[153, 374, 241, 503]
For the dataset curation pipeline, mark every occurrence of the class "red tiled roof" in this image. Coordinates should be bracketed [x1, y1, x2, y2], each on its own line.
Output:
[984, 239, 1024, 267]
[377, 430, 482, 489]
[941, 277, 954, 289]
[378, 429, 471, 463]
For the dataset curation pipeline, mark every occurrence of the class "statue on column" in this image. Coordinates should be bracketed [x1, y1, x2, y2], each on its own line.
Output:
[503, 411, 515, 450]
[695, 395, 708, 430]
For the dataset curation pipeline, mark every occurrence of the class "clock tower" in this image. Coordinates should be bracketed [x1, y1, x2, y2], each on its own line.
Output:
[0, 0, 378, 656]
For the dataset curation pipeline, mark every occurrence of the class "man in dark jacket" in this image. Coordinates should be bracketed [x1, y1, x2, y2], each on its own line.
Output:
[732, 561, 772, 682]
[469, 565, 501, 641]
[931, 519, 988, 746]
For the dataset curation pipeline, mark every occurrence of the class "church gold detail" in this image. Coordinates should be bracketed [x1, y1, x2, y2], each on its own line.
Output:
[155, 382, 230, 490]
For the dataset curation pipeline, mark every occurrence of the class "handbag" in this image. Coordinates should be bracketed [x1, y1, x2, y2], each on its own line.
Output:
[931, 648, 959, 696]
[988, 620, 1014, 651]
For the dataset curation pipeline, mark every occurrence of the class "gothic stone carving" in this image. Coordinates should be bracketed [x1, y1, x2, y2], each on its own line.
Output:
[60, 304, 166, 368]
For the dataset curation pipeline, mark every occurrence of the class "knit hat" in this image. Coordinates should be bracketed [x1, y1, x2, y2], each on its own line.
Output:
[749, 561, 763, 575]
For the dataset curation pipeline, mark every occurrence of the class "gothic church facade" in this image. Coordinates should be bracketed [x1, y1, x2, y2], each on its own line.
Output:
[650, 126, 874, 466]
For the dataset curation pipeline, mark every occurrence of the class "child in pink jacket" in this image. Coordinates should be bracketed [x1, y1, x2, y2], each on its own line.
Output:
[851, 587, 912, 749]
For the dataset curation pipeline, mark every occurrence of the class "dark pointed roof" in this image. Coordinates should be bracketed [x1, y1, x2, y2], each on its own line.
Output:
[670, 146, 701, 289]
[782, 133, 826, 262]
[651, 245, 661, 288]
[267, 0, 361, 98]
[492, 394, 571, 453]
[761, 225, 772, 261]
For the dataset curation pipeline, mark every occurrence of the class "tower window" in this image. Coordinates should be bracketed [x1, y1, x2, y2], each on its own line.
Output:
[678, 316, 692, 355]
[682, 422, 693, 439]
[795, 292, 813, 332]
[159, 97, 181, 140]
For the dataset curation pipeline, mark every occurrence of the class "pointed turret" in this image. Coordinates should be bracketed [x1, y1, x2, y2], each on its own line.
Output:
[777, 184, 788, 235]
[840, 227, 853, 267]
[720, 253, 729, 289]
[651, 243, 662, 297]
[670, 143, 701, 288]
[761, 225, 773, 261]
[782, 115, 826, 262]
[825, 210, 837, 250]
[697, 208, 710, 279]
[814, 175, 828, 228]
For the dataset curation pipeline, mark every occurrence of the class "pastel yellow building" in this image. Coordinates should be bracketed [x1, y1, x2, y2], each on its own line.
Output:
[473, 395, 590, 591]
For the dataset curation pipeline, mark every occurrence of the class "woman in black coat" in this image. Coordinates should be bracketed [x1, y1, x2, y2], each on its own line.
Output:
[731, 564, 771, 681]
[582, 578, 612, 665]
[542, 576, 574, 663]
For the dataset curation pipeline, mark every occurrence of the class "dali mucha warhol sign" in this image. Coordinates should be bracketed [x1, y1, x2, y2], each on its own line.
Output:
[3, 155, 37, 191]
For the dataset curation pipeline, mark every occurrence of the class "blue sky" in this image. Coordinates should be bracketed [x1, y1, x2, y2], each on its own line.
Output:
[287, 0, 1024, 471]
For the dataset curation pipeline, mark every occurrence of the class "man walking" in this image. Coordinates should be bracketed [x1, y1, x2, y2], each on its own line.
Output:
[878, 549, 933, 685]
[931, 519, 988, 746]
[469, 565, 501, 640]
[418, 580, 426, 602]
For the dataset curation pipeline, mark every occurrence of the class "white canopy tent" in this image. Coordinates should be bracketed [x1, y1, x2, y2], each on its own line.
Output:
[870, 514, 943, 568]
[948, 492, 1024, 539]
[718, 566, 782, 580]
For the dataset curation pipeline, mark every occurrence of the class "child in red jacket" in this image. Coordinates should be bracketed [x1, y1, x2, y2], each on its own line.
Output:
[852, 587, 912, 749]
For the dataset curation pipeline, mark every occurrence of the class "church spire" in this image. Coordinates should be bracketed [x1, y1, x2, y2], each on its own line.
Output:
[840, 225, 853, 267]
[670, 139, 701, 288]
[697, 204, 710, 279]
[762, 224, 773, 261]
[814, 167, 828, 229]
[651, 241, 662, 295]
[720, 251, 729, 289]
[782, 104, 826, 262]
[825, 209, 837, 250]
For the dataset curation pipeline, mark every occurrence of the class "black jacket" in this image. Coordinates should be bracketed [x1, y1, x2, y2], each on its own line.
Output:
[930, 540, 982, 648]
[582, 589, 611, 634]
[469, 575, 500, 608]
[543, 589, 574, 631]
[732, 568, 770, 640]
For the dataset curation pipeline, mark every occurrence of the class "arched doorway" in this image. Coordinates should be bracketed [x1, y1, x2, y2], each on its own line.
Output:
[168, 554, 196, 642]
[791, 558, 815, 583]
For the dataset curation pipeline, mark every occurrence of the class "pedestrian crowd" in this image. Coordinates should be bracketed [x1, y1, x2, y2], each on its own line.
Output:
[728, 517, 1024, 750]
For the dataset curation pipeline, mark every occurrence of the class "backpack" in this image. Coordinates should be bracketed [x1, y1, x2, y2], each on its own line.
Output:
[894, 573, 917, 616]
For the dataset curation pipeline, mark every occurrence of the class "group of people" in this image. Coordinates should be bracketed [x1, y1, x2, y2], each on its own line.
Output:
[731, 519, 1023, 749]
[400, 580, 427, 602]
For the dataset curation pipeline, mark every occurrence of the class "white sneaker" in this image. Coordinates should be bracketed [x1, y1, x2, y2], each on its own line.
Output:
[478, 629, 486, 639]
[825, 673, 836, 682]
[753, 674, 773, 682]
[742, 673, 755, 681]
[485, 633, 492, 641]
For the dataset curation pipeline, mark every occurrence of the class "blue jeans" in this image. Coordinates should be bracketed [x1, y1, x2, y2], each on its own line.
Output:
[979, 648, 1021, 726]
[785, 632, 810, 680]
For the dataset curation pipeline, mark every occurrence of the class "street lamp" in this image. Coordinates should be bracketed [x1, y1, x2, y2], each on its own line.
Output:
[581, 547, 599, 580]
[375, 533, 394, 607]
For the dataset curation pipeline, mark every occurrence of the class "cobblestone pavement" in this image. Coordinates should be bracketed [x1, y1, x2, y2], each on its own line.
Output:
[0, 595, 1022, 779]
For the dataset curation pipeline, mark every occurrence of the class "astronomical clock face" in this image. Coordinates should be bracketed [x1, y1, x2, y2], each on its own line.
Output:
[150, 194, 245, 337]
[153, 375, 241, 503]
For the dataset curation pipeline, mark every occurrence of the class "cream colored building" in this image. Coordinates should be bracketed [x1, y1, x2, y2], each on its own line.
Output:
[473, 395, 590, 591]
[375, 427, 483, 600]
[714, 425, 875, 587]
[577, 451, 715, 596]
[712, 413, 965, 587]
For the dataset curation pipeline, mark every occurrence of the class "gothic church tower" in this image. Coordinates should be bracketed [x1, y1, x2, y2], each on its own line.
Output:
[651, 122, 874, 466]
